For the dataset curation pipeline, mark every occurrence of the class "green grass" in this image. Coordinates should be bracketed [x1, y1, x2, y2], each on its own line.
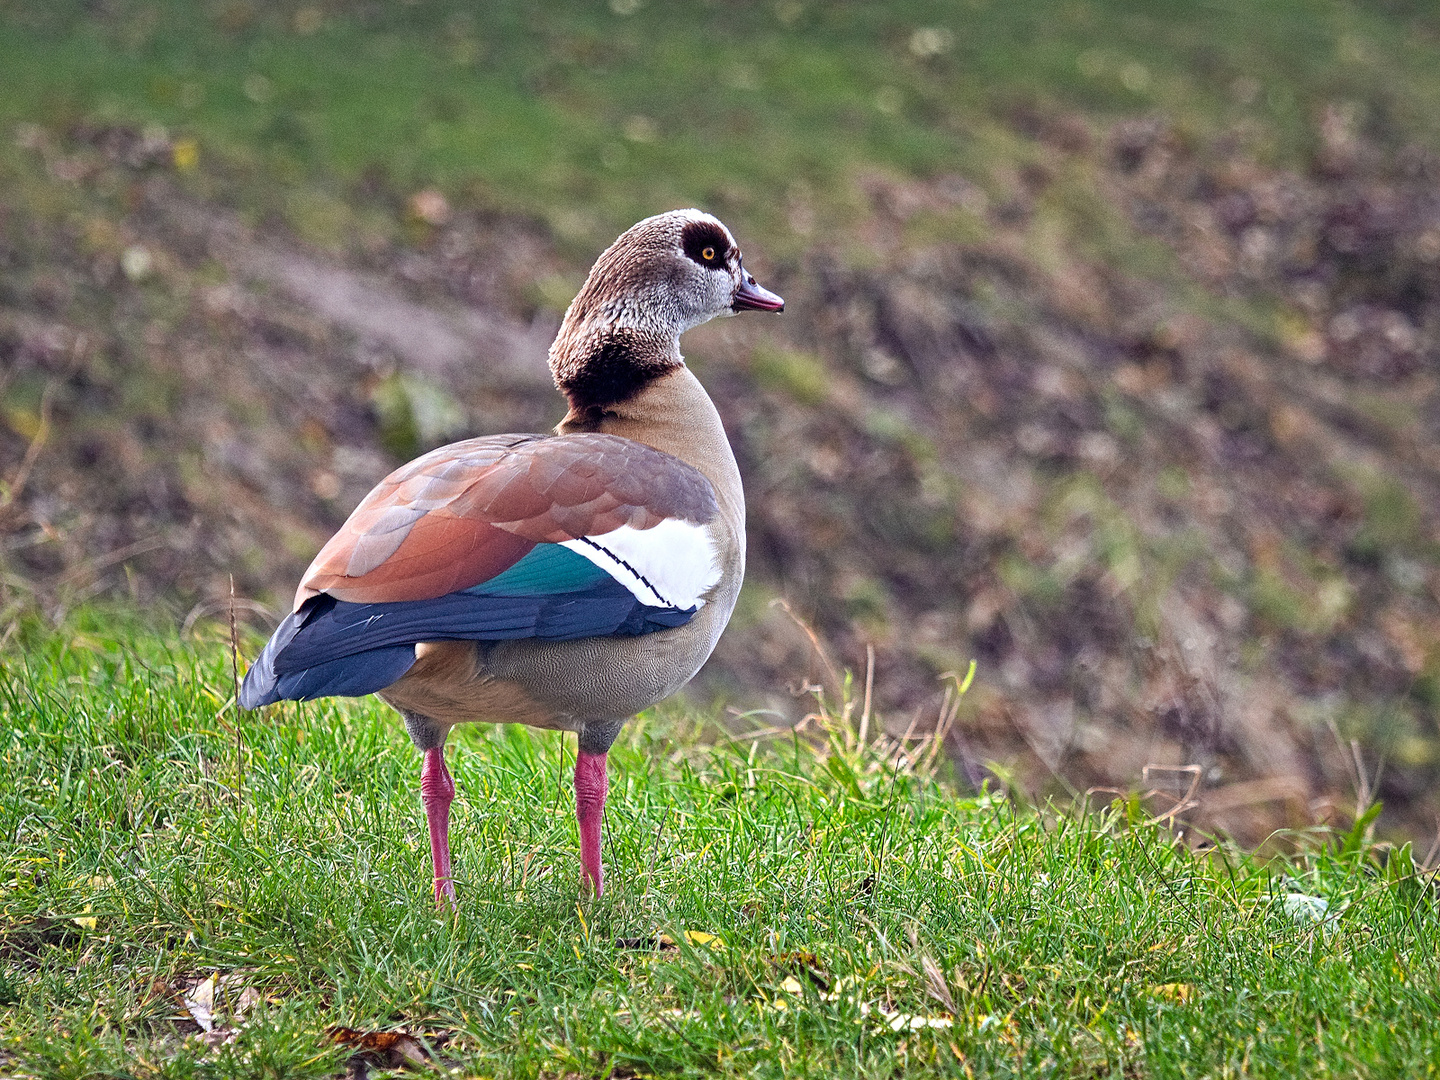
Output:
[5, 4, 1440, 1073]
[1, 614, 1437, 1077]
[2, 0, 1438, 252]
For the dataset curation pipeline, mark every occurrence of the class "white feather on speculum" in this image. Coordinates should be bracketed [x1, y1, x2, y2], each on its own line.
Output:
[560, 518, 721, 610]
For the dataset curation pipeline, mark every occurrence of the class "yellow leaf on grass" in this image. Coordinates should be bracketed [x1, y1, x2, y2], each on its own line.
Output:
[684, 930, 725, 950]
[74, 902, 98, 930]
[1149, 982, 1194, 1003]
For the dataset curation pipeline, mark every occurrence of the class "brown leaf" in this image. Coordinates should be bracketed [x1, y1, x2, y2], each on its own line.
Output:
[234, 986, 263, 1016]
[326, 1026, 450, 1071]
[768, 949, 831, 991]
[614, 935, 678, 951]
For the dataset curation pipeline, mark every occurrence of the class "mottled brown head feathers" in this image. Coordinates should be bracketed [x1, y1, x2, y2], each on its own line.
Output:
[549, 210, 749, 417]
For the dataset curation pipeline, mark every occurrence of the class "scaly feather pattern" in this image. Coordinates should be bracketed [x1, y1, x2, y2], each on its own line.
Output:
[239, 433, 721, 709]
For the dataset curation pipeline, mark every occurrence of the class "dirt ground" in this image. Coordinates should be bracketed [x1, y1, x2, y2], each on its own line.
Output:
[3, 108, 1439, 851]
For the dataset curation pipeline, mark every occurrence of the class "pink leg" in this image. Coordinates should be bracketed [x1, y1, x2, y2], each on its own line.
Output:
[420, 746, 456, 907]
[575, 750, 608, 896]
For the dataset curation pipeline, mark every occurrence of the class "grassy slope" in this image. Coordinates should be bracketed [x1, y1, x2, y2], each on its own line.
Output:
[5, 4, 1440, 1073]
[2, 0, 1437, 253]
[1, 619, 1437, 1077]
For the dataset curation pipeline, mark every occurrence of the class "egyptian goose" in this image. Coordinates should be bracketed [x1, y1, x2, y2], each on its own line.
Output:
[240, 210, 783, 902]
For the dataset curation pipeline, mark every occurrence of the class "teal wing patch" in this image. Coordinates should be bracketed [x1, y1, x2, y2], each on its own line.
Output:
[465, 543, 613, 597]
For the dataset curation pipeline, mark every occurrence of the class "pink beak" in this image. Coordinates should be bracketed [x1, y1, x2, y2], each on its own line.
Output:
[733, 274, 785, 312]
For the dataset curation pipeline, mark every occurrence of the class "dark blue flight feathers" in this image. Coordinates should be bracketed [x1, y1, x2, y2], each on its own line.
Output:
[239, 544, 697, 709]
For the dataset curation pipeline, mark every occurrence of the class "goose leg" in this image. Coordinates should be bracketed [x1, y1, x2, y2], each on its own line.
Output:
[575, 720, 622, 896]
[574, 750, 608, 895]
[404, 712, 456, 907]
[421, 746, 456, 906]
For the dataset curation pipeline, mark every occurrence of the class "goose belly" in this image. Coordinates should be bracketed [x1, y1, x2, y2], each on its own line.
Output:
[376, 584, 734, 730]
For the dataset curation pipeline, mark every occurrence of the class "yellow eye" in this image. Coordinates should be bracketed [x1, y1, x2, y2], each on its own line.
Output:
[702, 246, 716, 261]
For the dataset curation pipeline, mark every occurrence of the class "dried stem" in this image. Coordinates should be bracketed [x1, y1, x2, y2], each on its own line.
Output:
[229, 575, 243, 803]
[771, 598, 842, 702]
[858, 644, 875, 748]
[0, 380, 55, 509]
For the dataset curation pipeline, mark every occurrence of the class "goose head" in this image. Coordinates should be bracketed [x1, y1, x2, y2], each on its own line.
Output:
[550, 209, 784, 413]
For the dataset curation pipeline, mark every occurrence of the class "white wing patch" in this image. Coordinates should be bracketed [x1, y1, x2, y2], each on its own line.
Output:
[561, 518, 721, 610]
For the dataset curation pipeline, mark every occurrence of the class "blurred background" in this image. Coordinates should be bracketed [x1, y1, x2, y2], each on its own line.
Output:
[2, 0, 1439, 849]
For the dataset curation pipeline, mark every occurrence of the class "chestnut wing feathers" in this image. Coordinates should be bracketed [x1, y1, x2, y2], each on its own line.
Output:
[239, 433, 720, 709]
[298, 432, 716, 605]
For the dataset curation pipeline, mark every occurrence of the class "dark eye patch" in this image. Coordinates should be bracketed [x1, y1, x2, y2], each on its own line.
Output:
[680, 219, 733, 269]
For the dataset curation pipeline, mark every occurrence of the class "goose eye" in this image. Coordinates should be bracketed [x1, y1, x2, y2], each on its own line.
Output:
[702, 246, 716, 262]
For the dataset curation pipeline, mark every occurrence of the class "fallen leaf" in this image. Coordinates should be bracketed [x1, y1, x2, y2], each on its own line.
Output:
[146, 978, 176, 1006]
[775, 949, 821, 966]
[820, 974, 863, 1002]
[235, 986, 263, 1015]
[768, 949, 831, 990]
[184, 974, 217, 1032]
[615, 934, 678, 951]
[684, 929, 725, 950]
[879, 1010, 954, 1032]
[327, 1026, 451, 1070]
[197, 1027, 238, 1049]
[1149, 982, 1195, 1003]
